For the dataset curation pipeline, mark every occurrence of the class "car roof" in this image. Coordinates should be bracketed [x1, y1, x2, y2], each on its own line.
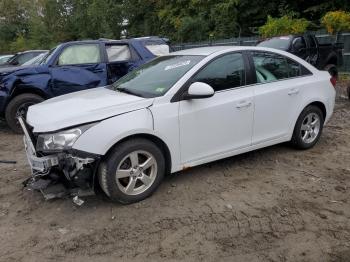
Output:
[17, 50, 48, 54]
[63, 36, 167, 45]
[172, 46, 293, 56]
[171, 46, 239, 56]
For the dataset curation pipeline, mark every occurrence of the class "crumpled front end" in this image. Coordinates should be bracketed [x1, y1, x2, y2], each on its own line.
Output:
[19, 117, 100, 200]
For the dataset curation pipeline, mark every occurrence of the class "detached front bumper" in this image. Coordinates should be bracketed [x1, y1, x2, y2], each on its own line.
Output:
[19, 118, 100, 200]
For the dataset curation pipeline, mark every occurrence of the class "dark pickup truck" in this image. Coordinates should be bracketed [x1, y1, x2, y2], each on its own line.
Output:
[257, 34, 343, 77]
[0, 37, 170, 132]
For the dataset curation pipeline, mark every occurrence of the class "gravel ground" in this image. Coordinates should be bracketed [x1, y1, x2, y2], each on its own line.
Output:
[0, 86, 350, 262]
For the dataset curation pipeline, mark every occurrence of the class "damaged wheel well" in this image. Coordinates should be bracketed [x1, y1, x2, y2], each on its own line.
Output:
[103, 134, 172, 175]
[10, 86, 47, 100]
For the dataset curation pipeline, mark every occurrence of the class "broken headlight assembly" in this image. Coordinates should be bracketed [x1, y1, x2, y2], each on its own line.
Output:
[36, 123, 95, 152]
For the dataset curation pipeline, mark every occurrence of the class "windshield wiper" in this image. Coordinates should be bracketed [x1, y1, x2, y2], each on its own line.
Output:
[115, 87, 143, 97]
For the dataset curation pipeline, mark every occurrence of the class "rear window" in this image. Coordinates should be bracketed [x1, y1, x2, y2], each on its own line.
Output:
[145, 44, 170, 56]
[257, 36, 292, 50]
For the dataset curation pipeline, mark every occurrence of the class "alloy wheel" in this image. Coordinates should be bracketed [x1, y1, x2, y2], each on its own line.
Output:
[115, 150, 158, 196]
[300, 112, 321, 144]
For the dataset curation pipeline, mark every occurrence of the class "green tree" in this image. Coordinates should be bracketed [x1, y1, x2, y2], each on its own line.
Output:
[259, 15, 310, 37]
[321, 10, 350, 35]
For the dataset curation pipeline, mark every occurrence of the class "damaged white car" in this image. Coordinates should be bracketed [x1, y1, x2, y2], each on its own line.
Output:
[20, 46, 336, 204]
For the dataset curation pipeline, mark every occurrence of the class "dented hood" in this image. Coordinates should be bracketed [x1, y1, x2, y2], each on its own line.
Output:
[27, 87, 154, 133]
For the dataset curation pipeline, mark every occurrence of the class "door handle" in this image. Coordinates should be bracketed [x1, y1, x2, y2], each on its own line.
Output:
[288, 88, 299, 95]
[236, 101, 252, 109]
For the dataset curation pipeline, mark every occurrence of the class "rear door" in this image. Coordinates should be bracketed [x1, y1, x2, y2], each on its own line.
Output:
[50, 43, 107, 96]
[105, 44, 138, 84]
[250, 51, 312, 144]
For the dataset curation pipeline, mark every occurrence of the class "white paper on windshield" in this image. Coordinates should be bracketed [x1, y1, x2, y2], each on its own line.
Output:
[165, 60, 191, 71]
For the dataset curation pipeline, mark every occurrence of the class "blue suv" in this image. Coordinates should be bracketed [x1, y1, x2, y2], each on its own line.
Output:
[0, 37, 170, 132]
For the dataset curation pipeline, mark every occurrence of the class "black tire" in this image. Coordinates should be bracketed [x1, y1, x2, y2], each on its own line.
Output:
[98, 138, 165, 204]
[291, 105, 324, 150]
[347, 84, 350, 100]
[324, 64, 338, 78]
[5, 93, 44, 133]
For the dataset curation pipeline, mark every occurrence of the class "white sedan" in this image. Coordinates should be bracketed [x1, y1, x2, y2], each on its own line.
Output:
[20, 46, 336, 204]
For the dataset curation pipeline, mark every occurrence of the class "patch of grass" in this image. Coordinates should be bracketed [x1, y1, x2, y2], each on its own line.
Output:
[339, 72, 350, 81]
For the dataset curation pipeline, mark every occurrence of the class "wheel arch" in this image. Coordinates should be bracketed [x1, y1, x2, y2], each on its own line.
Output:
[292, 100, 327, 135]
[104, 133, 172, 175]
[10, 85, 48, 100]
[307, 101, 326, 120]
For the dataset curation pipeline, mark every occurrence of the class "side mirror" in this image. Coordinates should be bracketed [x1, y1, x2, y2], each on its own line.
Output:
[182, 82, 215, 100]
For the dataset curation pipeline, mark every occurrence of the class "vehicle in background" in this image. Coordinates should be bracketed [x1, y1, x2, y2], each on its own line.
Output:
[0, 52, 48, 72]
[0, 55, 14, 65]
[20, 46, 335, 204]
[0, 50, 48, 68]
[0, 37, 169, 133]
[257, 34, 343, 78]
[22, 52, 48, 66]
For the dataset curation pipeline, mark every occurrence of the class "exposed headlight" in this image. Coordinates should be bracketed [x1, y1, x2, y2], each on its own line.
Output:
[36, 123, 95, 152]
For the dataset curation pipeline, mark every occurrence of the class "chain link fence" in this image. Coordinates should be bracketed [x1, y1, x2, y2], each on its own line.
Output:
[172, 31, 350, 72]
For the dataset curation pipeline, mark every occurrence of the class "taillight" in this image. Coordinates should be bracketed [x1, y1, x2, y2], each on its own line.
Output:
[330, 76, 337, 87]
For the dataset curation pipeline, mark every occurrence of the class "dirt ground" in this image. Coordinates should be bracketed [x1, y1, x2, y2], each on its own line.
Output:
[0, 85, 350, 262]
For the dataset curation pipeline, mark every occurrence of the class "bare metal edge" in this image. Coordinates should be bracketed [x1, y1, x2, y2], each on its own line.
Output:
[17, 117, 36, 156]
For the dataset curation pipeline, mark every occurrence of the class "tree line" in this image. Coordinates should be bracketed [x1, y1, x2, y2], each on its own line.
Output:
[0, 0, 349, 53]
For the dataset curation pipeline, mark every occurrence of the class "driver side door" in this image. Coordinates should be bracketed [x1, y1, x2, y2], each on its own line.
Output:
[179, 52, 254, 165]
[50, 43, 107, 96]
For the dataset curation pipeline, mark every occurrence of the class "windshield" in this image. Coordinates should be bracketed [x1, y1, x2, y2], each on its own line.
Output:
[257, 36, 292, 50]
[6, 54, 19, 64]
[0, 55, 12, 64]
[111, 55, 204, 98]
[23, 52, 47, 66]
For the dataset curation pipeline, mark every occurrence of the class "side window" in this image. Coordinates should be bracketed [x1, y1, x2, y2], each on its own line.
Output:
[192, 53, 245, 92]
[58, 44, 101, 65]
[106, 45, 131, 62]
[286, 59, 301, 78]
[252, 52, 289, 83]
[252, 52, 311, 83]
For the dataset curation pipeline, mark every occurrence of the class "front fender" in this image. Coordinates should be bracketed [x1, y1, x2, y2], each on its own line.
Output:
[10, 73, 51, 97]
[73, 108, 155, 155]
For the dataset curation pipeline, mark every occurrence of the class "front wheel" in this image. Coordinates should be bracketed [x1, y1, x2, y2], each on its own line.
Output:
[98, 138, 165, 204]
[291, 105, 324, 149]
[5, 93, 44, 133]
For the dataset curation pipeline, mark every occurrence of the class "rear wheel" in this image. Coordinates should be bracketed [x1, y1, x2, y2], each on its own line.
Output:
[5, 93, 44, 133]
[291, 105, 324, 149]
[98, 138, 165, 204]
